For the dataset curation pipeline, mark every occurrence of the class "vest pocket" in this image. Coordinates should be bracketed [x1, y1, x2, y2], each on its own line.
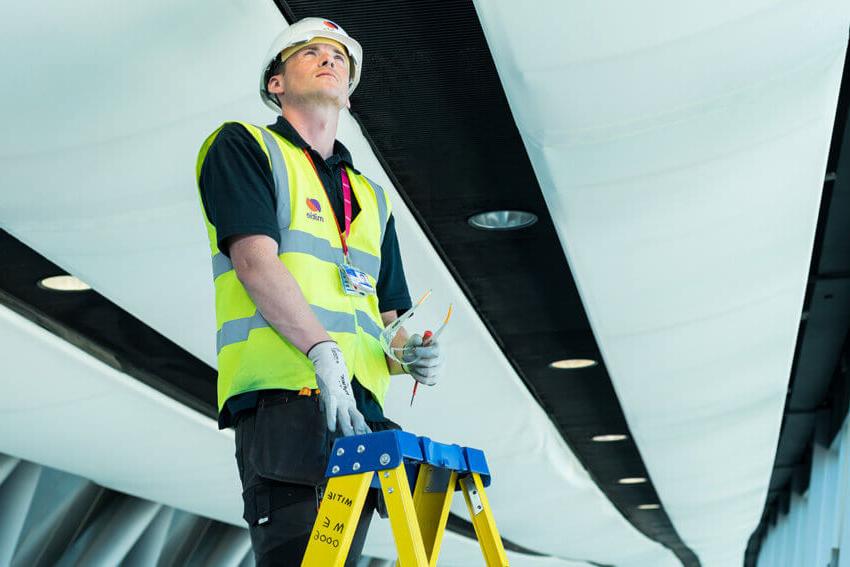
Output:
[248, 395, 331, 486]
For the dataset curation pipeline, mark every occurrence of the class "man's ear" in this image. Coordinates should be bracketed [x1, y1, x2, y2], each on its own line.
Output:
[267, 74, 284, 97]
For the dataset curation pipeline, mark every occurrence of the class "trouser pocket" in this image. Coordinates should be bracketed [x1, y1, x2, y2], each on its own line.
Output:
[249, 395, 330, 487]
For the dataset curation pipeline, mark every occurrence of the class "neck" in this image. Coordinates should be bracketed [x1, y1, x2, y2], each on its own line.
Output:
[282, 104, 339, 159]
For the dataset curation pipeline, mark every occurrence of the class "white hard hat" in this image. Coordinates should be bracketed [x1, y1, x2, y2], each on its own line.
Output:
[259, 17, 363, 112]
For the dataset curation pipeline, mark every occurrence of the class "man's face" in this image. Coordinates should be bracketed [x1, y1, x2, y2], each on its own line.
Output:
[271, 42, 351, 109]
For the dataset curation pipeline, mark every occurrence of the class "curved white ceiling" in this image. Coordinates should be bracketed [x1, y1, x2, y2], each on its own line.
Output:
[0, 1, 682, 565]
[473, 1, 850, 565]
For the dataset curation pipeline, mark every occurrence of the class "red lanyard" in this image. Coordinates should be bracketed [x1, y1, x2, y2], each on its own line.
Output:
[303, 149, 353, 258]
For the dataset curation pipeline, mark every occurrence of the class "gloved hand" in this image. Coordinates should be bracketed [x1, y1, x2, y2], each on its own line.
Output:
[307, 341, 371, 436]
[401, 334, 443, 386]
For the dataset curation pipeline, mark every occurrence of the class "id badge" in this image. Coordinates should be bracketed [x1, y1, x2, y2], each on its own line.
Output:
[338, 263, 376, 296]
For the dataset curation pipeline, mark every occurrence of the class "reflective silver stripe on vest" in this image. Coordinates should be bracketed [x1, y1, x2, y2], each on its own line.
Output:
[258, 127, 291, 232]
[217, 311, 268, 353]
[347, 249, 380, 282]
[356, 310, 384, 341]
[365, 176, 389, 244]
[212, 252, 234, 280]
[279, 228, 381, 282]
[311, 305, 357, 334]
[279, 228, 343, 263]
[217, 306, 359, 353]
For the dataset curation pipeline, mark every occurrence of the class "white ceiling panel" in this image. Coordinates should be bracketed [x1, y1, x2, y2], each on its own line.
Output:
[473, 1, 850, 565]
[0, 304, 242, 523]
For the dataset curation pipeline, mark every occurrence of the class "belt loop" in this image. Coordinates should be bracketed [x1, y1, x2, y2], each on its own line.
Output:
[256, 484, 271, 525]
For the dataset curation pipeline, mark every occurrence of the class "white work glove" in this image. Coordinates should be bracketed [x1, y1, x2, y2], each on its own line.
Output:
[307, 341, 371, 436]
[401, 334, 443, 386]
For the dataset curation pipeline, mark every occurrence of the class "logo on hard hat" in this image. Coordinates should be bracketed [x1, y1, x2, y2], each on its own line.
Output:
[323, 20, 339, 30]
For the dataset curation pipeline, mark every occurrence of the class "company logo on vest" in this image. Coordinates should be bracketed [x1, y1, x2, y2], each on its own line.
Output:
[306, 198, 324, 222]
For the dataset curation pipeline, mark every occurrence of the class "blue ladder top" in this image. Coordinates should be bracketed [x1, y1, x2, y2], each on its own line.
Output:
[324, 430, 491, 488]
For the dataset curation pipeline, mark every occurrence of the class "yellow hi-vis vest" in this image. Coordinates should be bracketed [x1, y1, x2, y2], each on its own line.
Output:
[196, 122, 393, 413]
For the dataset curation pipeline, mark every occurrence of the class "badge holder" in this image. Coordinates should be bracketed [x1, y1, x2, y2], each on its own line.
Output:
[339, 254, 376, 297]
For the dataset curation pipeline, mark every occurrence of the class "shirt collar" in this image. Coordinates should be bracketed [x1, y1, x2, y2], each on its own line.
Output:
[268, 115, 358, 173]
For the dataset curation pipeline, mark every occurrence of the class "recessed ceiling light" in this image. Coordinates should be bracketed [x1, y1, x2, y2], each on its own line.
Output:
[468, 210, 537, 231]
[549, 359, 597, 369]
[618, 477, 647, 485]
[38, 275, 91, 292]
[638, 504, 660, 510]
[592, 434, 628, 442]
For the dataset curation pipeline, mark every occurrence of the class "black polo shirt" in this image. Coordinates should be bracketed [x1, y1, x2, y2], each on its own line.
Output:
[199, 116, 412, 428]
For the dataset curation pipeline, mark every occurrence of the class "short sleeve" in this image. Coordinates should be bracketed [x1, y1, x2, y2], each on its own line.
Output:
[376, 214, 413, 313]
[199, 123, 281, 256]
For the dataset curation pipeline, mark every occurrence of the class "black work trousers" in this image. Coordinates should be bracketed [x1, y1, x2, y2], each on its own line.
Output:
[234, 391, 399, 566]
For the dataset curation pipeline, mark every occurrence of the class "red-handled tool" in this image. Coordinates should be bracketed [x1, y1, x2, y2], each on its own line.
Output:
[409, 330, 433, 407]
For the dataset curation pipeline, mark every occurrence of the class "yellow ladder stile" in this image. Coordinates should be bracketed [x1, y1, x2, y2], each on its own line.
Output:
[301, 471, 373, 567]
[460, 473, 509, 567]
[379, 463, 429, 567]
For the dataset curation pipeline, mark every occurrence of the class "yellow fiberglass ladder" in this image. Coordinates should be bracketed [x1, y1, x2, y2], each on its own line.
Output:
[301, 429, 509, 566]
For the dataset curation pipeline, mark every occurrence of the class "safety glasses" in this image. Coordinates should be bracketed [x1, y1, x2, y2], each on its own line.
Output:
[379, 290, 453, 365]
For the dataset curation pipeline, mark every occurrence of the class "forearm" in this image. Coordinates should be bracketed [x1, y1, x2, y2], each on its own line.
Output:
[231, 236, 330, 354]
[381, 310, 409, 375]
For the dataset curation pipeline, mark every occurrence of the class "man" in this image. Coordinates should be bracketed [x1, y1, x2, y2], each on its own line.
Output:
[195, 17, 443, 566]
